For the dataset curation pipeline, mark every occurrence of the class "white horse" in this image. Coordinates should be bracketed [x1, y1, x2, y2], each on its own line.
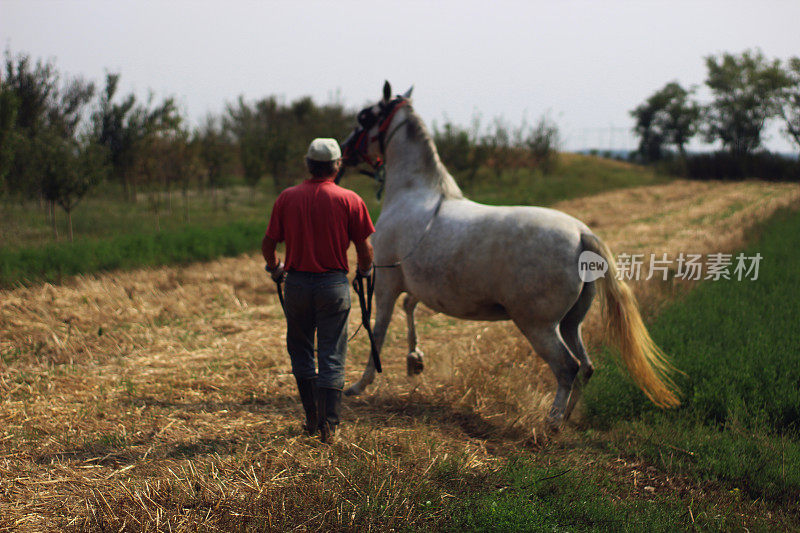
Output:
[341, 82, 679, 430]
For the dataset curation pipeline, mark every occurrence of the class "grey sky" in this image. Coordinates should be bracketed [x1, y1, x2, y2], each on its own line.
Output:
[2, 0, 799, 152]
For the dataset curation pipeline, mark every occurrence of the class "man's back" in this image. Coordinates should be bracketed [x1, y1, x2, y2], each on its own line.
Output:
[266, 178, 374, 273]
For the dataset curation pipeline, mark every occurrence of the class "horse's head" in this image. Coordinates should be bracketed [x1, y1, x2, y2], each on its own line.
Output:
[338, 81, 414, 178]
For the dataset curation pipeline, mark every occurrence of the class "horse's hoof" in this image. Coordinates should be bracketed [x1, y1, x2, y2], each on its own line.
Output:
[406, 350, 424, 376]
[344, 386, 361, 397]
[545, 416, 563, 434]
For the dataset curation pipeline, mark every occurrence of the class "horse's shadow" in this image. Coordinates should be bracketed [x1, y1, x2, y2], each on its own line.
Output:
[343, 390, 542, 448]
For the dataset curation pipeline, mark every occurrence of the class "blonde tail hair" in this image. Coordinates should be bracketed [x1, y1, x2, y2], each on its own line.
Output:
[582, 234, 681, 408]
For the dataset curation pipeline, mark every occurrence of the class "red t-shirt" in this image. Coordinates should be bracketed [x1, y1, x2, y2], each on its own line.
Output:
[265, 177, 375, 273]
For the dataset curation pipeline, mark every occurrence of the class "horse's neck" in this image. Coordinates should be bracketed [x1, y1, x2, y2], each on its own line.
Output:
[382, 110, 462, 206]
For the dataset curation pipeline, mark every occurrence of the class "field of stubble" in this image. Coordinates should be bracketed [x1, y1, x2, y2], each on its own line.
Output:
[1, 180, 798, 531]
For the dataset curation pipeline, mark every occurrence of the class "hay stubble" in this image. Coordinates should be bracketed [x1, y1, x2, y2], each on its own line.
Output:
[1, 180, 798, 530]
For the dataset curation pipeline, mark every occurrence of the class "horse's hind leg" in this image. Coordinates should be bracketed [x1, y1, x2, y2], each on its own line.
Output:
[559, 281, 596, 422]
[403, 294, 424, 376]
[516, 321, 579, 432]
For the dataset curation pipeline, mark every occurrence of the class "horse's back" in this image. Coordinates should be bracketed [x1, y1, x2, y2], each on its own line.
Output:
[379, 197, 588, 322]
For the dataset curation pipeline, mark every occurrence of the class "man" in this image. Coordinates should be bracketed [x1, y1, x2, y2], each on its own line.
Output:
[262, 138, 375, 442]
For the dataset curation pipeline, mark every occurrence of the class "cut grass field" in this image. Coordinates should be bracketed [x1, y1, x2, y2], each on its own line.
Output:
[1, 179, 799, 530]
[0, 154, 664, 288]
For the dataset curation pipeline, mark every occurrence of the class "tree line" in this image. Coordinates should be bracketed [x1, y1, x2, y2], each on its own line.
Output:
[432, 113, 560, 190]
[631, 49, 800, 175]
[0, 51, 356, 240]
[3, 48, 799, 242]
[0, 50, 561, 241]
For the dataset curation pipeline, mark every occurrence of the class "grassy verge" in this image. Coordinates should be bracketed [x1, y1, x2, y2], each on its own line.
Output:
[582, 206, 800, 505]
[0, 220, 266, 287]
[465, 153, 667, 206]
[0, 180, 276, 249]
[443, 457, 704, 532]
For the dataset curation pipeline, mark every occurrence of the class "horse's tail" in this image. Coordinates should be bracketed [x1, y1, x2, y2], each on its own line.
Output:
[581, 233, 681, 408]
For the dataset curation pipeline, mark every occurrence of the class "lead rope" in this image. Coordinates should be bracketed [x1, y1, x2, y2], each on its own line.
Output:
[345, 193, 444, 366]
[276, 278, 286, 313]
[352, 270, 381, 373]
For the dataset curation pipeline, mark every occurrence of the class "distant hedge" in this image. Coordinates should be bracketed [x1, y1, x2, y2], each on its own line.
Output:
[0, 220, 265, 288]
[661, 151, 800, 181]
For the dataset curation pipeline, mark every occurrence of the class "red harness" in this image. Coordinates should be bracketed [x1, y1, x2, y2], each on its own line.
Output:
[344, 98, 409, 171]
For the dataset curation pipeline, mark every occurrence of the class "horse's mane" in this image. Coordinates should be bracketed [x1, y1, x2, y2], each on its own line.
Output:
[403, 107, 463, 199]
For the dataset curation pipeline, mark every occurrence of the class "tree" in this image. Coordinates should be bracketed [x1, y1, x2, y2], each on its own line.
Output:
[704, 49, 791, 156]
[2, 52, 60, 198]
[631, 82, 700, 161]
[777, 56, 800, 151]
[484, 117, 513, 180]
[524, 113, 561, 173]
[2, 50, 97, 236]
[433, 114, 490, 189]
[197, 115, 235, 209]
[174, 133, 202, 223]
[40, 134, 108, 241]
[2, 52, 58, 136]
[224, 94, 352, 193]
[433, 121, 473, 176]
[93, 73, 180, 201]
[0, 84, 19, 198]
[226, 97, 266, 196]
[135, 133, 171, 230]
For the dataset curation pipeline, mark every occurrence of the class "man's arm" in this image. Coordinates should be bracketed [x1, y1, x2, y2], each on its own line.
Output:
[262, 235, 279, 270]
[354, 236, 374, 274]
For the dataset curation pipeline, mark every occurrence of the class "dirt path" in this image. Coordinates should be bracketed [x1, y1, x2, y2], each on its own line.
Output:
[1, 180, 798, 529]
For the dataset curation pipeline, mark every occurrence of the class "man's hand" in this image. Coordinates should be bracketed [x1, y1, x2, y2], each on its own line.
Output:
[266, 261, 286, 283]
[356, 264, 373, 279]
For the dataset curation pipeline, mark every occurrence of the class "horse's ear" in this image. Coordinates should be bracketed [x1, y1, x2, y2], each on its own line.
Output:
[402, 85, 414, 99]
[383, 80, 391, 102]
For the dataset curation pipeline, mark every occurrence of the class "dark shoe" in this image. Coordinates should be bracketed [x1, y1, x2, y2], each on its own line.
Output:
[317, 387, 342, 443]
[296, 377, 318, 436]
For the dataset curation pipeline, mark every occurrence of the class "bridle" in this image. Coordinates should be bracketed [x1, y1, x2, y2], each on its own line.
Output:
[335, 96, 410, 188]
[337, 94, 444, 270]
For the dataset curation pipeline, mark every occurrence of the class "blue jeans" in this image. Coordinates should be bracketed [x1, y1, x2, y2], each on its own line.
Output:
[284, 271, 350, 390]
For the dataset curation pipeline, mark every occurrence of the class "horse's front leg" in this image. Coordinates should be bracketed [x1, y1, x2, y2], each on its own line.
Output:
[345, 277, 401, 396]
[403, 294, 424, 376]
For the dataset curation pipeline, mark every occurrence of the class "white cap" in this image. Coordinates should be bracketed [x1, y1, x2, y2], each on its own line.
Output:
[306, 138, 342, 162]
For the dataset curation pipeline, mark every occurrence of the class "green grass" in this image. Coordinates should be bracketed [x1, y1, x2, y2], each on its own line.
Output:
[0, 179, 277, 287]
[463, 153, 668, 207]
[0, 220, 266, 287]
[442, 457, 711, 532]
[0, 155, 663, 287]
[583, 206, 800, 505]
[0, 180, 275, 249]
